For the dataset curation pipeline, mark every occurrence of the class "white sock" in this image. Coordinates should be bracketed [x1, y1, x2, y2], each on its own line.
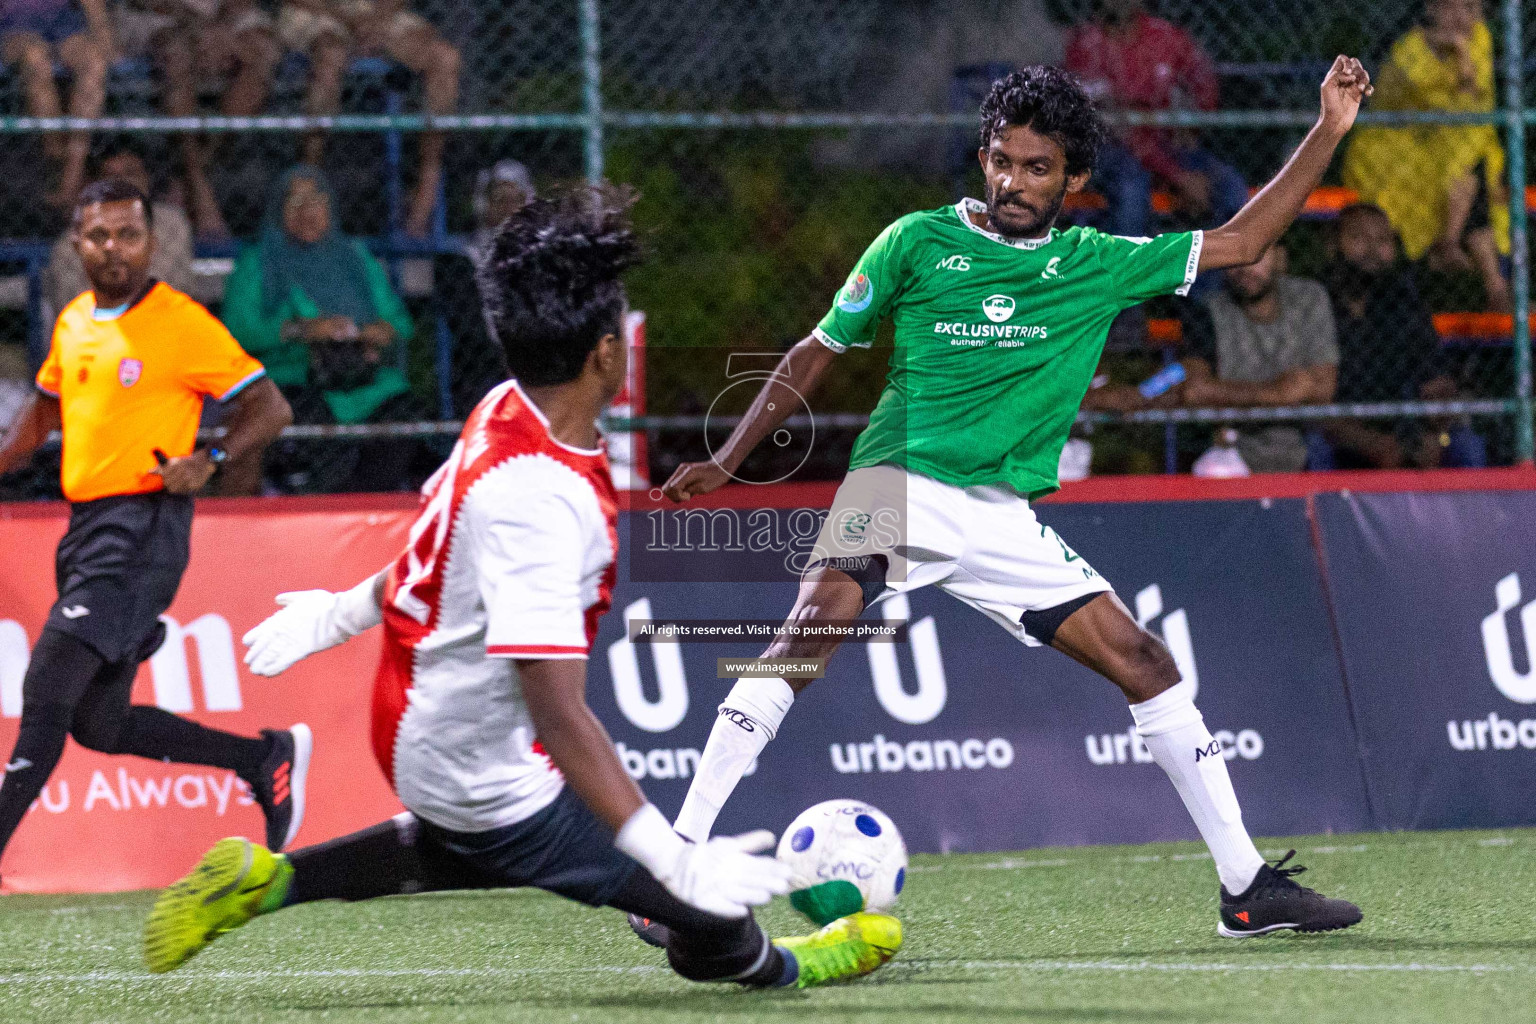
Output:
[1130, 679, 1265, 894]
[672, 677, 795, 843]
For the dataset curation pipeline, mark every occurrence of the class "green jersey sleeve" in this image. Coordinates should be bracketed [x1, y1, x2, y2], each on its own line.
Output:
[1093, 229, 1203, 308]
[814, 217, 912, 352]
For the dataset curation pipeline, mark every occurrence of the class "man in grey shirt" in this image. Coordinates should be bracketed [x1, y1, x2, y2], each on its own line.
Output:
[1180, 243, 1339, 472]
[44, 146, 196, 320]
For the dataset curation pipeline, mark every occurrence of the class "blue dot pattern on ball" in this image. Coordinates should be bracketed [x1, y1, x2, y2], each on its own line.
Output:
[854, 813, 882, 837]
[791, 826, 815, 852]
[895, 867, 905, 893]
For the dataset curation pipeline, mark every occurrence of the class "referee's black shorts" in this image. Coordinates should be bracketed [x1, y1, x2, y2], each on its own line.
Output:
[46, 492, 193, 664]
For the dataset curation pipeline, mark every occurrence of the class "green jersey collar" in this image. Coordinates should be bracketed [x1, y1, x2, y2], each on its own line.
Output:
[954, 198, 1055, 250]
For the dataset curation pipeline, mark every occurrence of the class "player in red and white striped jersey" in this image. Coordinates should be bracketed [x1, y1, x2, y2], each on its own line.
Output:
[143, 190, 900, 989]
[373, 374, 619, 834]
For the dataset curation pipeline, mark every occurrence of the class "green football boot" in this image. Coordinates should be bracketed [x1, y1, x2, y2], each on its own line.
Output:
[775, 912, 903, 988]
[143, 837, 292, 973]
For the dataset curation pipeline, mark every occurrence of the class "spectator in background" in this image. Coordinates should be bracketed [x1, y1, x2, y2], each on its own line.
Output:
[1064, 0, 1247, 240]
[1318, 203, 1486, 469]
[434, 158, 528, 416]
[222, 166, 419, 491]
[1343, 0, 1510, 311]
[277, 0, 460, 238]
[0, 0, 110, 208]
[1178, 243, 1338, 473]
[44, 143, 195, 318]
[112, 0, 280, 240]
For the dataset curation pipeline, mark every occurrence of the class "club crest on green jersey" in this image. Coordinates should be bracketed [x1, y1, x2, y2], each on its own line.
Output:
[982, 294, 1016, 323]
[837, 273, 874, 313]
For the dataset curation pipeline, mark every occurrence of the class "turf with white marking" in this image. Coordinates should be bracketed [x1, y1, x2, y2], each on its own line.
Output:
[0, 828, 1529, 1024]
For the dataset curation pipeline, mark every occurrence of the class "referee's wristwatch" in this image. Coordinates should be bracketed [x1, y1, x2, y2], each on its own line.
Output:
[206, 447, 229, 474]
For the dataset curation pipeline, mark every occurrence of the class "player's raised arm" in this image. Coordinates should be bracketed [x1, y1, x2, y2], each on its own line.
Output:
[1199, 56, 1372, 271]
[242, 569, 388, 677]
[665, 214, 911, 503]
[662, 336, 839, 501]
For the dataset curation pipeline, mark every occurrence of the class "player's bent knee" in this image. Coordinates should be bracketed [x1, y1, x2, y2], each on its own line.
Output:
[1127, 631, 1182, 693]
[69, 716, 125, 754]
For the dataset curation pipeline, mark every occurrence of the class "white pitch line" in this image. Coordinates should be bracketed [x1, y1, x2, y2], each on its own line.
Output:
[0, 964, 667, 986]
[898, 959, 1521, 975]
[908, 858, 1071, 874]
[0, 958, 1522, 988]
[909, 842, 1391, 875]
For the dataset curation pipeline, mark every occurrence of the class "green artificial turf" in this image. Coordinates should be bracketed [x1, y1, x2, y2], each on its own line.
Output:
[2, 828, 1532, 1024]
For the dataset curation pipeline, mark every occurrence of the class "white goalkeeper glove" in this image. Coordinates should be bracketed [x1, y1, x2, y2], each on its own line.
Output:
[242, 576, 384, 677]
[615, 803, 792, 918]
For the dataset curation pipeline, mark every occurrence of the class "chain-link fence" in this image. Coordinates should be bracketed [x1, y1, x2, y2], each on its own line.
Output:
[0, 0, 1529, 496]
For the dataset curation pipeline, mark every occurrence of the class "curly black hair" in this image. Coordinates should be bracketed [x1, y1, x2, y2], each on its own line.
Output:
[477, 187, 641, 387]
[979, 66, 1107, 177]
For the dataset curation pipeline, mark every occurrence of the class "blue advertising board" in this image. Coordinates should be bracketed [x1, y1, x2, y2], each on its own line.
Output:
[1314, 491, 1536, 830]
[587, 498, 1373, 854]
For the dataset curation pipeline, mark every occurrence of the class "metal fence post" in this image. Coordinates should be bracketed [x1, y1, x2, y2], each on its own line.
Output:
[1505, 0, 1532, 462]
[581, 0, 604, 185]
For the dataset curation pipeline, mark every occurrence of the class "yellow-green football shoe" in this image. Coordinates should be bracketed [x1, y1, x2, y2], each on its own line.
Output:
[775, 912, 902, 988]
[143, 837, 292, 973]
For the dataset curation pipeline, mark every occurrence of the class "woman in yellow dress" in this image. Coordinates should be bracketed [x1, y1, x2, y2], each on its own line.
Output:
[1343, 0, 1510, 310]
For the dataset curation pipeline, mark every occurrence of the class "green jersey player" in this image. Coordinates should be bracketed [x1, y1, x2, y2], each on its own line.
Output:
[651, 60, 1373, 940]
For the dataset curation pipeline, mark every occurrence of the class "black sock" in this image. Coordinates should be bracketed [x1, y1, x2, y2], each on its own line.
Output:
[0, 629, 103, 863]
[608, 866, 788, 986]
[740, 940, 796, 988]
[116, 706, 269, 781]
[285, 814, 486, 905]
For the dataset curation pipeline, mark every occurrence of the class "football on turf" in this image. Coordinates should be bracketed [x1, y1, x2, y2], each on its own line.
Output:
[776, 799, 908, 926]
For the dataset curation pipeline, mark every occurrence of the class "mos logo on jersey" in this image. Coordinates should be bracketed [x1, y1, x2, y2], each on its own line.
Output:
[982, 294, 1016, 323]
[837, 273, 874, 313]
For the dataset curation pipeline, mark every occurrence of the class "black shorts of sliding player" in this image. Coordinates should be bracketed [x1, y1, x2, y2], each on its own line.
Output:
[420, 789, 785, 985]
[285, 787, 786, 986]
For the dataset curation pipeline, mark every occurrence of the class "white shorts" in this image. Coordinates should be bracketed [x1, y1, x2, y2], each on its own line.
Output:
[809, 464, 1111, 646]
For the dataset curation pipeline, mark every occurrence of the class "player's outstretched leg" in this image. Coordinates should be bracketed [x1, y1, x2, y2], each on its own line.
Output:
[1051, 593, 1361, 937]
[611, 864, 901, 989]
[144, 837, 292, 973]
[671, 566, 866, 844]
[635, 569, 866, 948]
[144, 814, 480, 972]
[69, 656, 314, 852]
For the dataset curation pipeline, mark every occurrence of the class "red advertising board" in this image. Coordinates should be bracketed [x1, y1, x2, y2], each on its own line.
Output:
[2, 467, 1534, 892]
[0, 497, 418, 893]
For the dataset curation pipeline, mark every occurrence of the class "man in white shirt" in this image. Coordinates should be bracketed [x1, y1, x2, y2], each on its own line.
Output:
[141, 189, 902, 991]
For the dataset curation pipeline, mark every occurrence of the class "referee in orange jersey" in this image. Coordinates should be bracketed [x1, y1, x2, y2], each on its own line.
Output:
[0, 179, 309, 879]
